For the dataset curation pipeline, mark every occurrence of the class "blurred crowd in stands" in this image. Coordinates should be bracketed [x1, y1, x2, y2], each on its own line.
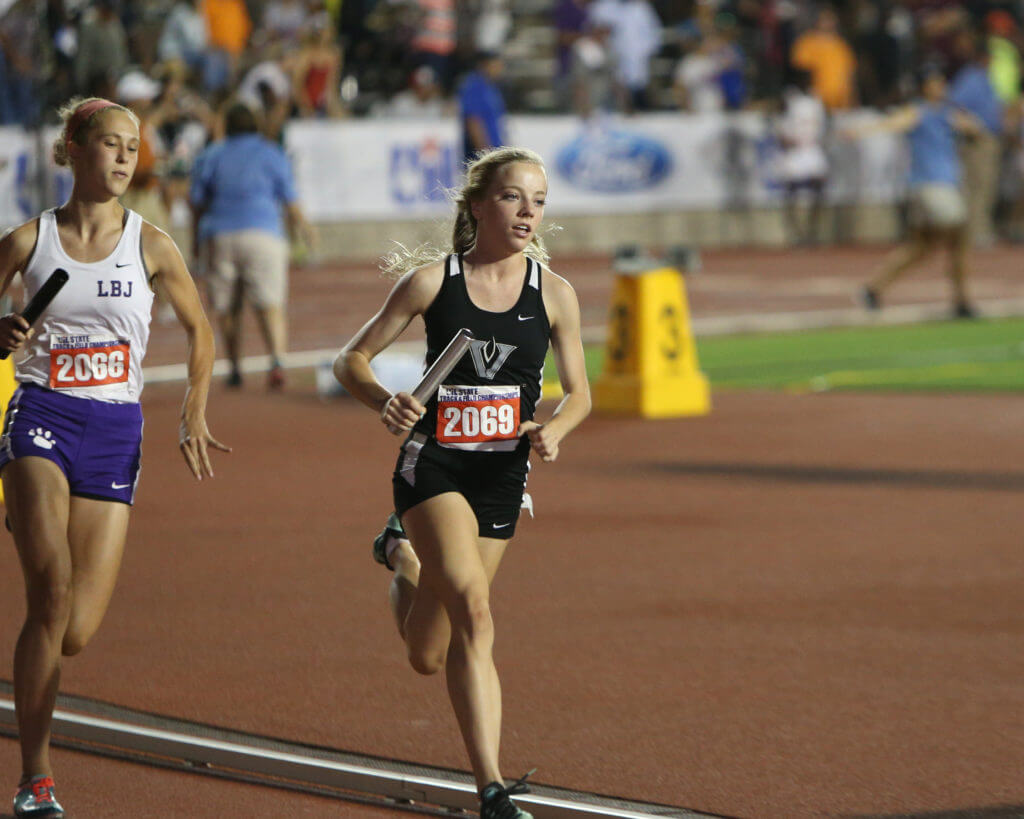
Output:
[2, 0, 1024, 241]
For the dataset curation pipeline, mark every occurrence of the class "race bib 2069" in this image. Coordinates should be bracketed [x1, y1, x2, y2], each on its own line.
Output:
[49, 335, 130, 389]
[436, 384, 520, 445]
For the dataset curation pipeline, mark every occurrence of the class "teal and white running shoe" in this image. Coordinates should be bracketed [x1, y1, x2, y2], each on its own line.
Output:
[479, 770, 535, 819]
[13, 775, 64, 818]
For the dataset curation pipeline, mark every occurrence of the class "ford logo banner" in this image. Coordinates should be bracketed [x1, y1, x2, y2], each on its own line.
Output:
[555, 127, 672, 193]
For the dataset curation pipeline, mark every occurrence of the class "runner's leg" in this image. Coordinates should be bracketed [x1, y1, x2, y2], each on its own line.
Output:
[402, 492, 505, 789]
[4, 458, 72, 779]
[61, 498, 131, 656]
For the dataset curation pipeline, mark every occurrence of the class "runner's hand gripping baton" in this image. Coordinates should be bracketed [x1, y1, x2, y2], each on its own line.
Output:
[385, 327, 475, 433]
[0, 268, 70, 360]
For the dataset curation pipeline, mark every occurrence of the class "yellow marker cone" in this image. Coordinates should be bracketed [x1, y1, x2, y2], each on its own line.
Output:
[593, 266, 710, 418]
[0, 357, 15, 501]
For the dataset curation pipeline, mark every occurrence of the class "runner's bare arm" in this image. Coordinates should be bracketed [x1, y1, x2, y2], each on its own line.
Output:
[143, 223, 230, 479]
[334, 262, 444, 431]
[0, 220, 40, 353]
[519, 270, 592, 462]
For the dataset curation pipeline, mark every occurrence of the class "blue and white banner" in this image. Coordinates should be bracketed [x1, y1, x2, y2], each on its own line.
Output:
[285, 111, 906, 222]
[0, 113, 906, 227]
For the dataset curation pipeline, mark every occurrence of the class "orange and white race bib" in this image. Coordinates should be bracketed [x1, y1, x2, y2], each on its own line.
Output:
[49, 335, 130, 389]
[436, 385, 520, 448]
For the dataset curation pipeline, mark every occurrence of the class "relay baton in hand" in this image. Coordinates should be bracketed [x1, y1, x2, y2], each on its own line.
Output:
[386, 327, 475, 433]
[0, 268, 69, 360]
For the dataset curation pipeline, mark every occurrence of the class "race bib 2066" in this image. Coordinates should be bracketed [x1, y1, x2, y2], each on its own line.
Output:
[49, 335, 130, 389]
[436, 384, 520, 445]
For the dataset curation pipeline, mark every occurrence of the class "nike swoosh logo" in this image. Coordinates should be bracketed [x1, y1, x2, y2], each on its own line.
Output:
[111, 482, 131, 489]
[517, 315, 534, 321]
[492, 522, 511, 529]
[115, 263, 131, 268]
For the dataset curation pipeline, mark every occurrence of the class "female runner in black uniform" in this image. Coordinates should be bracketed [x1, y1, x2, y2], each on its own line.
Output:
[335, 147, 590, 819]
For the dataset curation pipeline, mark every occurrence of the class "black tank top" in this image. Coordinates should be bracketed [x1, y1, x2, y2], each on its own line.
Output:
[412, 253, 551, 452]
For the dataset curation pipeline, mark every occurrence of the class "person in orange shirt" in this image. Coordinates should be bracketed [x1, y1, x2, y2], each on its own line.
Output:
[790, 7, 857, 111]
[202, 0, 253, 93]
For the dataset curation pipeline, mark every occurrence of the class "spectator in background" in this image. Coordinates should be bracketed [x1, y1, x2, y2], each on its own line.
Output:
[715, 12, 748, 110]
[237, 45, 296, 140]
[674, 30, 726, 112]
[776, 68, 828, 245]
[949, 31, 1003, 247]
[202, 0, 253, 95]
[984, 10, 1021, 106]
[847, 65, 982, 319]
[374, 64, 448, 118]
[790, 6, 857, 111]
[912, 3, 968, 73]
[853, 2, 915, 108]
[190, 100, 317, 390]
[262, 0, 312, 49]
[153, 62, 216, 228]
[73, 0, 130, 99]
[410, 0, 457, 91]
[0, 0, 41, 125]
[473, 0, 512, 55]
[588, 0, 662, 112]
[45, 0, 78, 110]
[568, 10, 615, 117]
[458, 50, 507, 166]
[117, 70, 172, 236]
[553, 0, 589, 110]
[158, 0, 209, 78]
[292, 18, 345, 118]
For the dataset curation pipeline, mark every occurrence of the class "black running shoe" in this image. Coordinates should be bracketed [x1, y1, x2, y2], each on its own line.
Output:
[372, 513, 405, 571]
[479, 770, 535, 819]
[953, 301, 978, 319]
[860, 286, 881, 311]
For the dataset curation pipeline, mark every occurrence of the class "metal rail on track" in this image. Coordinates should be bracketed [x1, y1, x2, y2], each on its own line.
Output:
[0, 698, 714, 818]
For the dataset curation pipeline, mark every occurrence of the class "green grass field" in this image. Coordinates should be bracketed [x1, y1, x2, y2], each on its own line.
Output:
[550, 318, 1024, 393]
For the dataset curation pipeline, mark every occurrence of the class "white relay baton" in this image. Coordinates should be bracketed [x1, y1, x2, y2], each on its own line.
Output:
[385, 328, 475, 433]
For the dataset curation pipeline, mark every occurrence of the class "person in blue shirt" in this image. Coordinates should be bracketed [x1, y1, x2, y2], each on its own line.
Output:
[457, 51, 508, 167]
[846, 65, 983, 318]
[190, 100, 316, 389]
[949, 31, 1004, 247]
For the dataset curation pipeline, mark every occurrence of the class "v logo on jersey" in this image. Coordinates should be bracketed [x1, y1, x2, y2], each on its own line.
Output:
[468, 337, 517, 380]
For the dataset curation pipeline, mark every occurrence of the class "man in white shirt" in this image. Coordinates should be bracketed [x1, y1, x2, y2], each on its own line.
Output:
[587, 0, 662, 111]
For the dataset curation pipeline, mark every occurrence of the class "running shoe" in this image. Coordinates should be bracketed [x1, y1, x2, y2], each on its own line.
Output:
[267, 365, 286, 391]
[479, 770, 535, 819]
[13, 775, 64, 818]
[372, 513, 405, 571]
[860, 286, 881, 311]
[953, 301, 978, 320]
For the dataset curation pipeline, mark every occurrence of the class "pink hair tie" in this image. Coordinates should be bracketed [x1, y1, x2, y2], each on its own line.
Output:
[65, 99, 119, 151]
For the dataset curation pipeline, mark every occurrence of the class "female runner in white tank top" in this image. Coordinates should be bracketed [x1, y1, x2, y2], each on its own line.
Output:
[0, 97, 229, 818]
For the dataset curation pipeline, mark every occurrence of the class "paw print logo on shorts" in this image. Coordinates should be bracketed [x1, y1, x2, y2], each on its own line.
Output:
[30, 428, 55, 450]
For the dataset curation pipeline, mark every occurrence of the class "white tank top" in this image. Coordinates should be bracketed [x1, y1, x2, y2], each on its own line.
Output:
[17, 208, 154, 403]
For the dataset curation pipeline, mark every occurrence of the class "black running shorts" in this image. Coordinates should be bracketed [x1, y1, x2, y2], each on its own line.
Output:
[393, 433, 530, 539]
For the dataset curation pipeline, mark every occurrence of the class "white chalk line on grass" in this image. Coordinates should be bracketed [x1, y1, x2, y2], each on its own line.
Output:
[141, 297, 1024, 385]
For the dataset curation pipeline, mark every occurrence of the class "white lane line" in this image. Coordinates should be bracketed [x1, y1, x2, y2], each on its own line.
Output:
[0, 699, 709, 818]
[141, 298, 1024, 385]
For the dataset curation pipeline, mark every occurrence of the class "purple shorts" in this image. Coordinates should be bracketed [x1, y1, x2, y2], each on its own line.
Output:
[0, 382, 143, 505]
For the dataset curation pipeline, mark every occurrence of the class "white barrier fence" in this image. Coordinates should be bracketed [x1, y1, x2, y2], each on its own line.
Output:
[0, 111, 905, 226]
